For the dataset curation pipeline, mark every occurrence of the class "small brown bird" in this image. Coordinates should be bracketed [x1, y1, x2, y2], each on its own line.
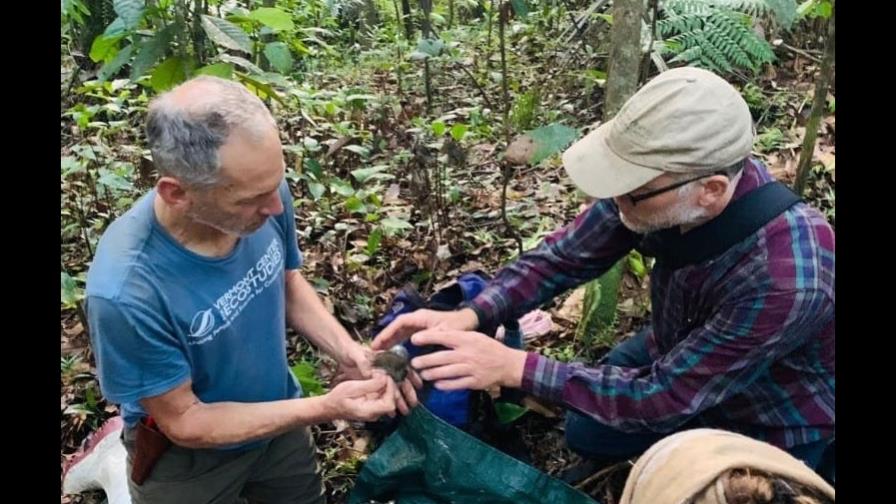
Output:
[372, 345, 410, 383]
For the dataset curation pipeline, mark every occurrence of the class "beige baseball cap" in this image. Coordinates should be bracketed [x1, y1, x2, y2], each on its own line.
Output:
[562, 67, 755, 198]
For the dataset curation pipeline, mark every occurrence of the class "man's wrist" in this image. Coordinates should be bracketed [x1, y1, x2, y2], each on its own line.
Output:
[502, 348, 528, 388]
[455, 307, 480, 331]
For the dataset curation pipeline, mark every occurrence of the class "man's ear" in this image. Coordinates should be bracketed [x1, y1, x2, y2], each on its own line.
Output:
[156, 176, 192, 211]
[697, 175, 730, 207]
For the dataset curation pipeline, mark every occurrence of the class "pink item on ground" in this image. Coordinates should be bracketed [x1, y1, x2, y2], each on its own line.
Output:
[495, 309, 554, 342]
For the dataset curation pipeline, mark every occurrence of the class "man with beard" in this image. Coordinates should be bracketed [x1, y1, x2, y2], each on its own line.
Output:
[372, 67, 835, 479]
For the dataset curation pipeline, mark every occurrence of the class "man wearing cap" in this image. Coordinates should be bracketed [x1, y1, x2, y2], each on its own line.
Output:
[372, 67, 835, 474]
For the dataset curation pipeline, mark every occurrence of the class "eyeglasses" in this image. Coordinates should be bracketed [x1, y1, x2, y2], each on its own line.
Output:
[625, 171, 726, 206]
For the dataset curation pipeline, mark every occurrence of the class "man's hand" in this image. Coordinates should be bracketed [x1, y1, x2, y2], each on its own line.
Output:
[394, 368, 423, 415]
[339, 343, 422, 415]
[408, 330, 527, 391]
[371, 308, 479, 351]
[336, 342, 375, 381]
[324, 374, 398, 422]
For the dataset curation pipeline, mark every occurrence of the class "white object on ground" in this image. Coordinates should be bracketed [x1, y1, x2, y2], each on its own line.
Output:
[62, 416, 132, 504]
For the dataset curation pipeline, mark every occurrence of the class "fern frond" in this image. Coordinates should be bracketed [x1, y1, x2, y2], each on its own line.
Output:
[658, 0, 777, 75]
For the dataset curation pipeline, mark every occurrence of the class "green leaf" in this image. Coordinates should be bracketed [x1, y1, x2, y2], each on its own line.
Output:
[796, 0, 815, 17]
[449, 185, 461, 203]
[304, 157, 323, 178]
[380, 217, 413, 235]
[150, 56, 191, 92]
[331, 179, 356, 197]
[450, 123, 469, 142]
[308, 181, 326, 200]
[595, 13, 613, 24]
[311, 277, 330, 294]
[249, 7, 295, 31]
[97, 44, 134, 82]
[527, 124, 580, 165]
[366, 228, 383, 255]
[627, 251, 647, 280]
[345, 94, 378, 104]
[61, 272, 83, 308]
[815, 0, 832, 18]
[342, 145, 370, 157]
[586, 69, 607, 81]
[72, 144, 97, 161]
[85, 385, 97, 409]
[90, 34, 123, 63]
[98, 167, 134, 191]
[130, 26, 174, 80]
[264, 42, 294, 74]
[63, 0, 90, 24]
[61, 156, 84, 177]
[113, 0, 144, 29]
[103, 17, 128, 36]
[236, 73, 286, 105]
[510, 0, 529, 17]
[219, 54, 264, 74]
[224, 13, 254, 24]
[511, 91, 539, 131]
[345, 196, 366, 214]
[430, 12, 446, 25]
[431, 120, 447, 136]
[195, 62, 234, 79]
[576, 260, 623, 348]
[201, 14, 253, 53]
[494, 401, 529, 424]
[255, 72, 291, 87]
[351, 166, 390, 183]
[290, 361, 326, 396]
[415, 38, 444, 58]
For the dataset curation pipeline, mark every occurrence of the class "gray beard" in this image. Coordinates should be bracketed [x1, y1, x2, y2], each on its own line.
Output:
[619, 202, 709, 234]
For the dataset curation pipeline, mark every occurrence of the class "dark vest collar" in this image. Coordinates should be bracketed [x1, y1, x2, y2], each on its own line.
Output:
[636, 181, 801, 269]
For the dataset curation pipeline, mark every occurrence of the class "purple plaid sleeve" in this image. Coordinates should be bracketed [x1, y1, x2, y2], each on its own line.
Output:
[469, 199, 637, 328]
[520, 285, 834, 433]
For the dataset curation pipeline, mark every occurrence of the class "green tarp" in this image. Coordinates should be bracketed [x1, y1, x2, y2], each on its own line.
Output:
[349, 406, 599, 504]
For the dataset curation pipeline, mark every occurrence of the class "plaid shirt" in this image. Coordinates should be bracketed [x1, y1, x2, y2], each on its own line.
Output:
[469, 159, 835, 449]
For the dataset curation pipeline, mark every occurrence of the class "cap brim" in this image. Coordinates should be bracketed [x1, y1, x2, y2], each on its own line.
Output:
[562, 122, 664, 199]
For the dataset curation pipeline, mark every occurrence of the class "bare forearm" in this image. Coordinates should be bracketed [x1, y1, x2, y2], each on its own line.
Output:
[285, 270, 354, 359]
[167, 396, 331, 448]
[145, 376, 395, 449]
[162, 395, 332, 449]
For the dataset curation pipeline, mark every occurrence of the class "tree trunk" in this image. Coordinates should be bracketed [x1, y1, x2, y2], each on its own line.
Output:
[192, 0, 207, 65]
[448, 0, 455, 28]
[401, 0, 414, 39]
[420, 0, 434, 113]
[575, 0, 647, 347]
[604, 0, 646, 117]
[499, 1, 510, 143]
[795, 2, 835, 196]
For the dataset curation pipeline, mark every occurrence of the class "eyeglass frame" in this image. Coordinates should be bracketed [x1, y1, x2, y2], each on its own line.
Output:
[625, 170, 728, 206]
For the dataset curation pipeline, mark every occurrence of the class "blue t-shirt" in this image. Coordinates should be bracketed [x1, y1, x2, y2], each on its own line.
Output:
[86, 180, 303, 449]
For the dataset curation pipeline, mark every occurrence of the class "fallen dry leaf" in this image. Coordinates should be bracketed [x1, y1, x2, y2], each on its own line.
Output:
[522, 396, 558, 418]
[556, 287, 586, 323]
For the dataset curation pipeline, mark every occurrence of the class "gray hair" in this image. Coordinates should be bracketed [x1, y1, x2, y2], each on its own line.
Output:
[670, 158, 746, 196]
[146, 76, 278, 187]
